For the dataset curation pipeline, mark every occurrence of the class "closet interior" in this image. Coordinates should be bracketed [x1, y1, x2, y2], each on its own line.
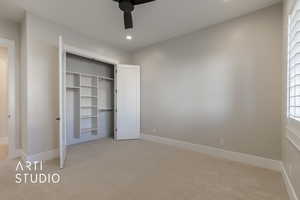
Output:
[65, 53, 115, 145]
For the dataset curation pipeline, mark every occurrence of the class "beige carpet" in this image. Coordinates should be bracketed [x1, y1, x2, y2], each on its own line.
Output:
[0, 139, 288, 200]
[0, 144, 8, 160]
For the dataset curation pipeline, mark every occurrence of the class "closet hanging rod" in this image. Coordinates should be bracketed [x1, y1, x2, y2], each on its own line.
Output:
[81, 128, 98, 133]
[80, 85, 97, 88]
[81, 106, 97, 108]
[80, 115, 97, 119]
[66, 86, 80, 89]
[67, 71, 97, 78]
[80, 73, 98, 78]
[66, 71, 113, 81]
[66, 71, 80, 75]
[99, 108, 114, 111]
[81, 95, 97, 98]
[99, 76, 114, 81]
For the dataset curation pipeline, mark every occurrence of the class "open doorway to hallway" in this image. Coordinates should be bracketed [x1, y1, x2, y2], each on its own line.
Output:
[0, 46, 8, 160]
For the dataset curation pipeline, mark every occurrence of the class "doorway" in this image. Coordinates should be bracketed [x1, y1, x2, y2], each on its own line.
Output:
[59, 37, 141, 168]
[0, 46, 8, 160]
[0, 38, 17, 160]
[65, 53, 115, 145]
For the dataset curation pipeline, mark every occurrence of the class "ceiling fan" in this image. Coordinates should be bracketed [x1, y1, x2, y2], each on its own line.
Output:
[113, 0, 156, 29]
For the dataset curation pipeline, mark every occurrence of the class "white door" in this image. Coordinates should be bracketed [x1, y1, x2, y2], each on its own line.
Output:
[115, 65, 140, 140]
[58, 36, 67, 168]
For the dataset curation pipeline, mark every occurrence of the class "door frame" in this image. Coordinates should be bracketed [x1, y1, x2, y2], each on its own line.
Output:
[65, 45, 119, 66]
[63, 44, 119, 141]
[0, 38, 18, 159]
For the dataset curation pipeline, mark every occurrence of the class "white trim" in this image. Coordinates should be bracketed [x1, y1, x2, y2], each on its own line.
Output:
[8, 149, 22, 160]
[21, 149, 59, 162]
[142, 134, 282, 171]
[0, 38, 18, 159]
[288, 0, 299, 16]
[61, 43, 120, 166]
[114, 65, 117, 140]
[286, 126, 300, 152]
[20, 150, 27, 162]
[64, 45, 119, 65]
[13, 149, 21, 158]
[281, 164, 299, 200]
[0, 137, 8, 144]
[287, 134, 300, 152]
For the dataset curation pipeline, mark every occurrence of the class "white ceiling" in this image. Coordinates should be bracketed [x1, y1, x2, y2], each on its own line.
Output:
[0, 0, 281, 51]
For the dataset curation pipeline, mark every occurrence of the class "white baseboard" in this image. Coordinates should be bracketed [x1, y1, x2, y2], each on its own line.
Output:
[281, 164, 299, 200]
[8, 149, 22, 159]
[15, 149, 22, 158]
[21, 149, 59, 162]
[0, 137, 8, 144]
[286, 127, 300, 152]
[142, 134, 282, 171]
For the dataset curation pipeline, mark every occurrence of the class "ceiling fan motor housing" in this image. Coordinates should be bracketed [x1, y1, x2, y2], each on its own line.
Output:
[113, 0, 156, 29]
[119, 0, 134, 12]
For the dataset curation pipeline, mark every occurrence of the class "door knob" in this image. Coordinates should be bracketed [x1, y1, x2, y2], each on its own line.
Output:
[56, 117, 60, 121]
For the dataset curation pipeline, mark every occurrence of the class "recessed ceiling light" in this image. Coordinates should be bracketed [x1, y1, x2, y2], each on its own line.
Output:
[126, 35, 132, 40]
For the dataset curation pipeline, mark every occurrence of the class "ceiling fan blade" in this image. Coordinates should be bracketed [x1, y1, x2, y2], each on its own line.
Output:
[124, 12, 133, 29]
[132, 0, 156, 5]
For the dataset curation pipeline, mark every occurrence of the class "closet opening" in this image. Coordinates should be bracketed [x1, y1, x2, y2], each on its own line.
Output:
[66, 53, 115, 146]
[0, 38, 18, 160]
[59, 37, 140, 168]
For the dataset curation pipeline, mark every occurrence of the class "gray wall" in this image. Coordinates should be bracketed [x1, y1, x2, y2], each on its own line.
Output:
[283, 0, 300, 198]
[0, 18, 21, 149]
[133, 4, 283, 160]
[22, 12, 131, 155]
